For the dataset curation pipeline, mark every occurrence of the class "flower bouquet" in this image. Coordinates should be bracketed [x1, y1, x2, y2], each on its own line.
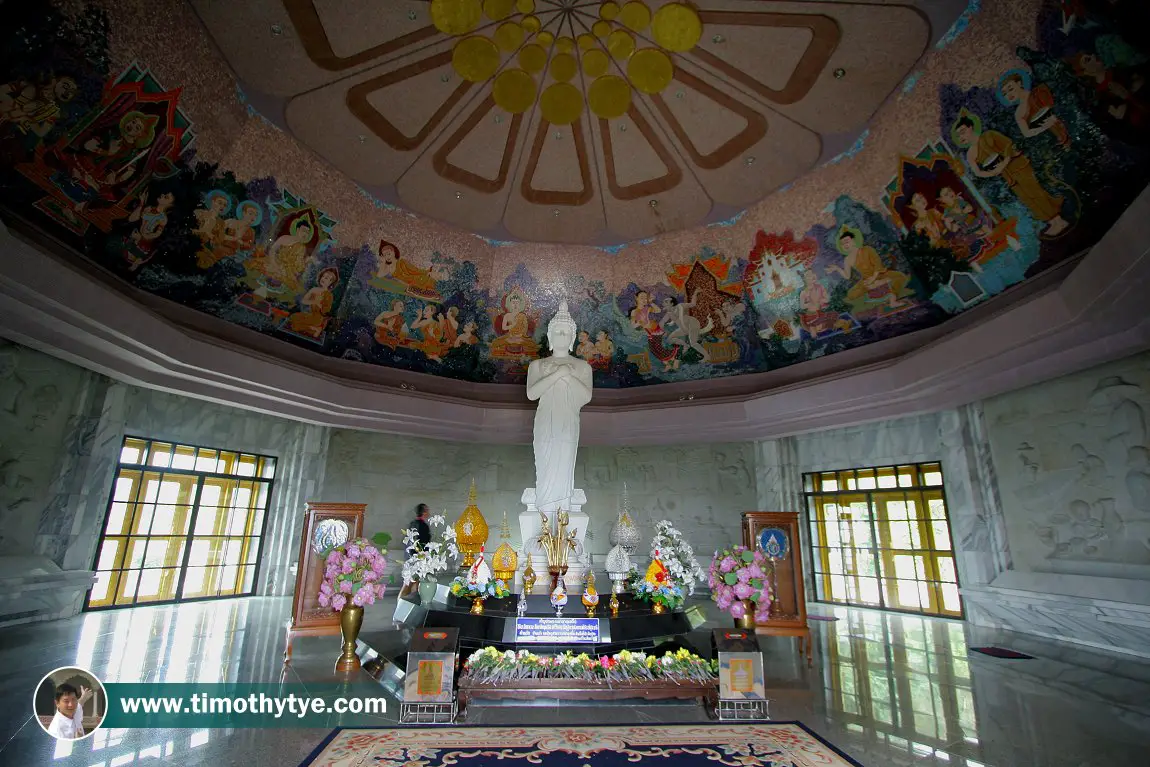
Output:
[462, 646, 717, 685]
[318, 537, 388, 611]
[709, 544, 773, 623]
[650, 520, 707, 596]
[401, 512, 459, 587]
[449, 575, 511, 601]
[632, 580, 685, 611]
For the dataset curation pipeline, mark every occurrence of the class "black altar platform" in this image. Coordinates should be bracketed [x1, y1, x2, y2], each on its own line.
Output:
[389, 591, 708, 658]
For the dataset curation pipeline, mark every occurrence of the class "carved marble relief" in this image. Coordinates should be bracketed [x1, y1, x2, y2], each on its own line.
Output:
[984, 353, 1150, 573]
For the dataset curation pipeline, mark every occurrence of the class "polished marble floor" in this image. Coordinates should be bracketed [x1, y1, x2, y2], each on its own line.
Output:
[1, 596, 1148, 766]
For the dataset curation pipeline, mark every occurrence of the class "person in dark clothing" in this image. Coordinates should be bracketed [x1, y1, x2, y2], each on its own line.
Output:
[399, 503, 432, 598]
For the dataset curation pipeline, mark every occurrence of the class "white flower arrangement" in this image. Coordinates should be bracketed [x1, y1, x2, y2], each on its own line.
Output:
[649, 519, 707, 596]
[401, 514, 460, 586]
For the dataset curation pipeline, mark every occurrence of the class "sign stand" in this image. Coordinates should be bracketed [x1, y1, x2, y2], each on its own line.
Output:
[713, 629, 769, 720]
[401, 628, 459, 724]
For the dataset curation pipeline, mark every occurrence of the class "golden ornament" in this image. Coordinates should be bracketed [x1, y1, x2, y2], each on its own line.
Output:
[492, 511, 519, 581]
[454, 478, 489, 567]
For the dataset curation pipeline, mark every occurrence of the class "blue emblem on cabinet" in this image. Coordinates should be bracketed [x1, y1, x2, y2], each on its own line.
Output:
[758, 527, 790, 559]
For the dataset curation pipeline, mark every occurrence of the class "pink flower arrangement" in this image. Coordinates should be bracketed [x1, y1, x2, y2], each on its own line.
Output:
[318, 537, 388, 612]
[708, 545, 772, 623]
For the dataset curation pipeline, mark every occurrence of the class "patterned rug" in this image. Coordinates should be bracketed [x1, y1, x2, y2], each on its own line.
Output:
[300, 723, 863, 766]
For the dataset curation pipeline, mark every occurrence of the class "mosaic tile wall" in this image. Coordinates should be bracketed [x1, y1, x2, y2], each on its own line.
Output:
[0, 1, 1147, 388]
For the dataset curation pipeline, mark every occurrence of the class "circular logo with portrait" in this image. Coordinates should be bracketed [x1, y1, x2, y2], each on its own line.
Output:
[34, 667, 106, 740]
[758, 527, 790, 559]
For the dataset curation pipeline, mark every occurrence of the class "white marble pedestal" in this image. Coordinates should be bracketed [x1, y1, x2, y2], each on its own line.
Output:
[515, 488, 589, 595]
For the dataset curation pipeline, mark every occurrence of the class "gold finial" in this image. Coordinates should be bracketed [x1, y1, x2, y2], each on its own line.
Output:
[468, 477, 477, 504]
[500, 510, 511, 540]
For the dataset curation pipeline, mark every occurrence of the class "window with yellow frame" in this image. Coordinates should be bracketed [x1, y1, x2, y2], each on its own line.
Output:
[86, 437, 276, 609]
[804, 462, 962, 618]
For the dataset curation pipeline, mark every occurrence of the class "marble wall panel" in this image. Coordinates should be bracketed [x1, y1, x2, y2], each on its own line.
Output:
[757, 409, 988, 599]
[0, 340, 91, 556]
[319, 431, 757, 578]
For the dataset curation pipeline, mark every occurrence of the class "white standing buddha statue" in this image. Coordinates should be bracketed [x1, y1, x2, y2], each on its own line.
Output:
[527, 300, 593, 512]
[517, 300, 595, 593]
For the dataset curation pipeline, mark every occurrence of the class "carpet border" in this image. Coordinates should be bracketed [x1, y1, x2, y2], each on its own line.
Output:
[299, 721, 866, 767]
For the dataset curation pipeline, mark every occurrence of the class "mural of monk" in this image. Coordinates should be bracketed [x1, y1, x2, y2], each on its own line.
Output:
[286, 267, 339, 339]
[999, 73, 1071, 149]
[828, 228, 913, 312]
[370, 240, 440, 300]
[954, 115, 1070, 237]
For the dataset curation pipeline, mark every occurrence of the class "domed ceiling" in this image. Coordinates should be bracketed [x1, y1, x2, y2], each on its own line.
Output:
[194, 0, 934, 245]
[1, 0, 1149, 397]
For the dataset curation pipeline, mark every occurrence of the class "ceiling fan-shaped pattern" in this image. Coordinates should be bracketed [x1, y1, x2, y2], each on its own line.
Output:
[245, 0, 930, 244]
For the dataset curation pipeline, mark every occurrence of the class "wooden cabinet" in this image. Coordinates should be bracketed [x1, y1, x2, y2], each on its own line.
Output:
[284, 502, 365, 663]
[741, 511, 811, 666]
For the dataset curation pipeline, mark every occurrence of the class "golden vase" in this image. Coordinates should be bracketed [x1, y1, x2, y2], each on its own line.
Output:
[470, 597, 486, 615]
[736, 600, 756, 630]
[335, 605, 364, 673]
[651, 602, 666, 615]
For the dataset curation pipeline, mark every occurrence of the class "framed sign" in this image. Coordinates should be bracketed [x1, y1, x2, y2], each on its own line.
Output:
[742, 511, 811, 666]
[404, 653, 456, 703]
[284, 503, 365, 663]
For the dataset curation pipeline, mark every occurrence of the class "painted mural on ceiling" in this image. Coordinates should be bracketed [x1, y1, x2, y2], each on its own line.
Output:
[0, 1, 1147, 390]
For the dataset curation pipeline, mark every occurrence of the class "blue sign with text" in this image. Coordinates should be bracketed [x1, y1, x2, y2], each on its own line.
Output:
[514, 617, 601, 644]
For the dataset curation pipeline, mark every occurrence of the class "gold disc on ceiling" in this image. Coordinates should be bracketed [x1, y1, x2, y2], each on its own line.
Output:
[607, 29, 635, 60]
[493, 68, 537, 113]
[452, 36, 501, 82]
[540, 82, 583, 125]
[599, 2, 620, 20]
[494, 21, 525, 51]
[522, 14, 541, 33]
[592, 20, 611, 37]
[582, 48, 610, 78]
[628, 47, 673, 93]
[537, 30, 555, 47]
[577, 33, 597, 50]
[556, 36, 575, 54]
[518, 43, 548, 73]
[483, 0, 515, 21]
[618, 2, 652, 32]
[550, 53, 578, 83]
[516, 0, 535, 11]
[651, 3, 703, 52]
[431, 0, 483, 36]
[588, 74, 631, 119]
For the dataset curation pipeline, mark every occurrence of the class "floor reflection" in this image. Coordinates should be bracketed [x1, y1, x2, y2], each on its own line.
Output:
[0, 597, 1147, 766]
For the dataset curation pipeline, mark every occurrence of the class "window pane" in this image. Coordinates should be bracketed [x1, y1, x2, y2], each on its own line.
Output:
[196, 449, 221, 473]
[921, 463, 943, 485]
[171, 445, 196, 470]
[118, 569, 140, 604]
[855, 469, 875, 490]
[876, 467, 898, 488]
[121, 439, 146, 464]
[819, 472, 838, 491]
[244, 538, 260, 564]
[113, 474, 140, 502]
[181, 566, 207, 598]
[887, 521, 914, 549]
[96, 538, 124, 571]
[937, 557, 957, 583]
[242, 566, 257, 593]
[260, 457, 277, 479]
[941, 584, 961, 613]
[237, 455, 258, 477]
[931, 521, 952, 550]
[148, 443, 173, 468]
[90, 571, 113, 605]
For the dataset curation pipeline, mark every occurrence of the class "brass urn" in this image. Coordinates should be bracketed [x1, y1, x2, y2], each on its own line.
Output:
[453, 478, 489, 568]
